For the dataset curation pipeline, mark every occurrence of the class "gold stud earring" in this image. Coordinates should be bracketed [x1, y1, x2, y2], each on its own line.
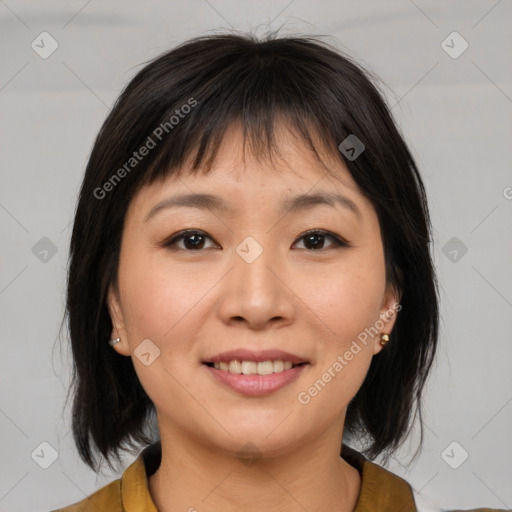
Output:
[379, 333, 390, 346]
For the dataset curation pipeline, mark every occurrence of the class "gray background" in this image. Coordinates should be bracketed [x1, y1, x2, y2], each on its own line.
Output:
[1, 1, 511, 511]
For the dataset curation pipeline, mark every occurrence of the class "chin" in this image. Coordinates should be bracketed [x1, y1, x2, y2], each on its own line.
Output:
[200, 419, 309, 459]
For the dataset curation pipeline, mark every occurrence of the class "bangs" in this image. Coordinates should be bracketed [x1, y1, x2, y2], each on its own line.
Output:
[147, 113, 339, 183]
[113, 35, 363, 189]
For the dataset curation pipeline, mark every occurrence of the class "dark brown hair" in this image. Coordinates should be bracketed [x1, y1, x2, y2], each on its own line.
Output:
[64, 31, 439, 472]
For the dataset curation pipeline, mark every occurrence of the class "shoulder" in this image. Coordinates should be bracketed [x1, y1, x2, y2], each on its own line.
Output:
[442, 509, 510, 512]
[342, 444, 417, 510]
[415, 489, 509, 512]
[48, 478, 122, 512]
[342, 445, 508, 512]
[49, 442, 159, 512]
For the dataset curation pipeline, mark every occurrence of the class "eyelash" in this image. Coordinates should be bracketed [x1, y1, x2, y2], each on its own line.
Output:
[162, 229, 349, 252]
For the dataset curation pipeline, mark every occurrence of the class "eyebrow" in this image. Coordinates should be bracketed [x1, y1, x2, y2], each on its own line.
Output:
[145, 191, 361, 222]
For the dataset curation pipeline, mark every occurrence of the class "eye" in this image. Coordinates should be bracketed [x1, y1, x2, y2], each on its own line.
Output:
[292, 229, 348, 251]
[162, 230, 219, 251]
[162, 229, 348, 252]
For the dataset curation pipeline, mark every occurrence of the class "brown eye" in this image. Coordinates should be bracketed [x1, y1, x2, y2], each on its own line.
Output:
[163, 229, 348, 252]
[163, 230, 218, 251]
[293, 230, 348, 251]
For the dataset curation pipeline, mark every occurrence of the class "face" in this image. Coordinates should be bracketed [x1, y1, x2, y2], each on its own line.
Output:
[108, 123, 399, 458]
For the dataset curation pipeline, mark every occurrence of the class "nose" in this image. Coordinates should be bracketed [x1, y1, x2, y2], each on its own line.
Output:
[216, 242, 296, 330]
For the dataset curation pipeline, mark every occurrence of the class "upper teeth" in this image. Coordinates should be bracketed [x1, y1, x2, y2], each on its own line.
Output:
[213, 360, 294, 375]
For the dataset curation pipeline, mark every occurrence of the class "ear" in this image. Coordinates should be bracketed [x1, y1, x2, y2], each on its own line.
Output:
[107, 283, 131, 356]
[372, 282, 402, 356]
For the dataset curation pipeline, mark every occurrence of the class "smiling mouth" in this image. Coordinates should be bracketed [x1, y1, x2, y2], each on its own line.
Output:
[204, 360, 308, 376]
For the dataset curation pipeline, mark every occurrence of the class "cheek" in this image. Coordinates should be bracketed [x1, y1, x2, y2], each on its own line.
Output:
[292, 253, 386, 412]
[116, 250, 206, 404]
[117, 246, 206, 349]
[295, 265, 384, 422]
[299, 256, 386, 346]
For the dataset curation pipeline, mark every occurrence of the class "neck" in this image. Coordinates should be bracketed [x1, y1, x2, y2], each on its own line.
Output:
[148, 419, 361, 512]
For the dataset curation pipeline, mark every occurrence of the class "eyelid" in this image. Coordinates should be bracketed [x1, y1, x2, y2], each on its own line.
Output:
[161, 228, 350, 251]
[161, 229, 219, 250]
[293, 229, 349, 248]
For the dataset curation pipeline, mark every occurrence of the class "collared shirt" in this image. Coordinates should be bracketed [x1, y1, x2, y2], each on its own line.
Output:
[50, 442, 506, 512]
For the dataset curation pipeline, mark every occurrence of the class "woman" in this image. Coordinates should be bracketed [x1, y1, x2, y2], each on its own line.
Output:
[53, 33, 503, 512]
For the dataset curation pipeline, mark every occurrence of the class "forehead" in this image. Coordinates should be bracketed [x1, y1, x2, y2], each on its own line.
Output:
[126, 122, 372, 222]
[151, 122, 358, 193]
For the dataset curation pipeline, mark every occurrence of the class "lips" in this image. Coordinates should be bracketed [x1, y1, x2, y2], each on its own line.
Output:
[203, 349, 308, 365]
[204, 363, 307, 396]
[202, 348, 310, 396]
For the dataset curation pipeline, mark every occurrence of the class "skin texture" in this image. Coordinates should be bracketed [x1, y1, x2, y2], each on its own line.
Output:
[108, 123, 399, 512]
